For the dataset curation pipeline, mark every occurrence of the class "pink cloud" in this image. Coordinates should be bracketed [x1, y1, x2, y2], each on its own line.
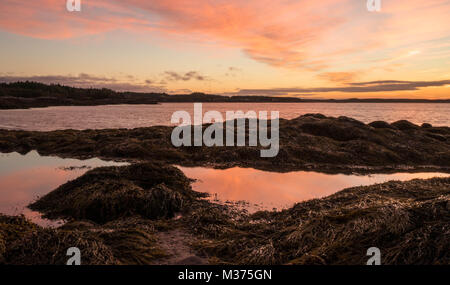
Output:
[0, 0, 449, 71]
[129, 0, 346, 69]
[0, 0, 346, 69]
[0, 0, 156, 39]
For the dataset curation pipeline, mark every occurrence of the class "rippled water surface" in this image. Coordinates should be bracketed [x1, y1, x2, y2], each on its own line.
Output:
[0, 151, 128, 227]
[0, 103, 448, 131]
[178, 166, 450, 212]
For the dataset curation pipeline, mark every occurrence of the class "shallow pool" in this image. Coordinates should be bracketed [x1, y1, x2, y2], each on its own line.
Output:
[0, 151, 128, 227]
[178, 166, 450, 212]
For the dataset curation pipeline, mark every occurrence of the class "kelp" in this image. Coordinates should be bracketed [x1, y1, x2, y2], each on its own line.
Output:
[29, 163, 201, 223]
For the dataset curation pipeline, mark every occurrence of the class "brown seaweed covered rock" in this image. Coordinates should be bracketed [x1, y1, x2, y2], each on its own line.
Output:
[1, 114, 449, 173]
[1, 216, 166, 265]
[189, 177, 450, 265]
[29, 163, 202, 223]
[4, 228, 118, 265]
[0, 215, 38, 263]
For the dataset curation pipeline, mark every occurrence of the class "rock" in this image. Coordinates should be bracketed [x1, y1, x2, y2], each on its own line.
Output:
[369, 121, 394, 129]
[391, 120, 419, 131]
[28, 163, 197, 223]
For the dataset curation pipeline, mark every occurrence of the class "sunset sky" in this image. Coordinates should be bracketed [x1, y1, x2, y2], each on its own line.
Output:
[0, 0, 450, 98]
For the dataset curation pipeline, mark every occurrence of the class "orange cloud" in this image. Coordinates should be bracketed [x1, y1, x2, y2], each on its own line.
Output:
[317, 71, 359, 83]
[128, 0, 347, 69]
[0, 0, 346, 69]
[0, 0, 156, 39]
[0, 0, 449, 73]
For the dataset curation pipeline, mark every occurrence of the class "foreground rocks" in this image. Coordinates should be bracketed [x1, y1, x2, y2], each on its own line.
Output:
[0, 114, 449, 173]
[0, 215, 168, 265]
[191, 177, 450, 265]
[0, 162, 448, 265]
[0, 114, 449, 264]
[29, 162, 203, 223]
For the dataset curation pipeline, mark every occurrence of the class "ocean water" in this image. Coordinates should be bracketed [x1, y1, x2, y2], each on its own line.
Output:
[0, 103, 448, 221]
[0, 103, 448, 131]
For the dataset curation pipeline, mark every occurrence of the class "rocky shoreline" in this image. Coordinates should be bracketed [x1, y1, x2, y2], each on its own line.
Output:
[0, 162, 448, 265]
[0, 114, 449, 174]
[0, 114, 449, 265]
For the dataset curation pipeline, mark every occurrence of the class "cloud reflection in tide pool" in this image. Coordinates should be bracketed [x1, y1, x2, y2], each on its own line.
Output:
[0, 151, 128, 227]
[177, 166, 450, 213]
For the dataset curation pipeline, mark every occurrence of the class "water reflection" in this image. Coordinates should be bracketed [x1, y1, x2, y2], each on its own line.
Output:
[0, 151, 128, 227]
[178, 166, 450, 212]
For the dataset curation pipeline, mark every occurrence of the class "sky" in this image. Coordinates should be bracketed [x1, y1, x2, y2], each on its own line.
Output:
[0, 0, 450, 99]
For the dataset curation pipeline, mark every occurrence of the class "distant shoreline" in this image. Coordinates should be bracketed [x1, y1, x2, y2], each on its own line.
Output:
[1, 81, 449, 109]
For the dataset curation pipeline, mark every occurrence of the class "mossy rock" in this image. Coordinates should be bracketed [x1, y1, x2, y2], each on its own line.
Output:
[0, 215, 38, 263]
[391, 120, 419, 131]
[190, 178, 450, 265]
[99, 228, 167, 264]
[369, 121, 394, 129]
[4, 228, 118, 265]
[30, 163, 197, 223]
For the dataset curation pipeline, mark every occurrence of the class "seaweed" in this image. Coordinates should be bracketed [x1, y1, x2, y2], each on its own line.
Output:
[29, 163, 200, 223]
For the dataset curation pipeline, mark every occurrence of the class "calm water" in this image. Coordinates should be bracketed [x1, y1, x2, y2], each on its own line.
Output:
[1, 151, 448, 224]
[178, 166, 450, 213]
[0, 103, 448, 131]
[0, 151, 128, 227]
